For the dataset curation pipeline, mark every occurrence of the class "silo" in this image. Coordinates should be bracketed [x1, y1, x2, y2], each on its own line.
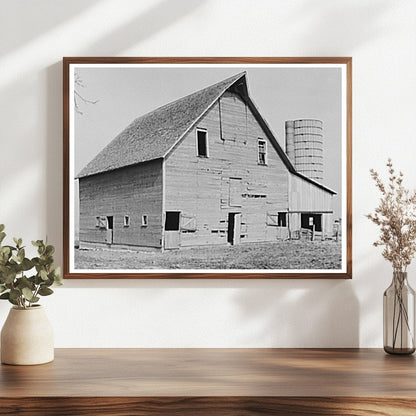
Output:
[285, 119, 323, 181]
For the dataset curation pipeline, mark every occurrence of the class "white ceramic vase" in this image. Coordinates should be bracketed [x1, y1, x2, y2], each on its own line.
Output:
[1, 305, 54, 365]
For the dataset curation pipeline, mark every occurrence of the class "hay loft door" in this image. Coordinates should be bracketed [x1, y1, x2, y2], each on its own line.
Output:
[227, 212, 241, 245]
[164, 211, 180, 249]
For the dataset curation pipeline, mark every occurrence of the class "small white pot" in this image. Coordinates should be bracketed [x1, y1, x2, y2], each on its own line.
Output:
[1, 305, 54, 365]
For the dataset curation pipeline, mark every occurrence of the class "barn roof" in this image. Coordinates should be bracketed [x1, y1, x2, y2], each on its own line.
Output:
[77, 72, 336, 195]
[76, 72, 245, 179]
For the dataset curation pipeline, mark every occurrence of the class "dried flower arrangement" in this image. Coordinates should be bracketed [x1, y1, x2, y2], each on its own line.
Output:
[366, 159, 416, 272]
[367, 159, 416, 354]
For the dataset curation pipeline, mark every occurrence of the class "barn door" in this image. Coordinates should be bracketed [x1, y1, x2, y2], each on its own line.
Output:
[233, 213, 241, 245]
[227, 213, 241, 245]
[164, 211, 180, 250]
[106, 216, 113, 244]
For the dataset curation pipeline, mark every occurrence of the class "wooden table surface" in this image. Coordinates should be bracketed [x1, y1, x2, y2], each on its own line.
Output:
[1, 348, 415, 415]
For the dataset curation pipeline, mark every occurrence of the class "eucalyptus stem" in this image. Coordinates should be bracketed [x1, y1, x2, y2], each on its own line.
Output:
[0, 225, 63, 309]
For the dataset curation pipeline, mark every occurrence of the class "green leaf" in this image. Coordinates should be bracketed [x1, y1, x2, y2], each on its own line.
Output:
[12, 237, 23, 249]
[0, 232, 6, 245]
[52, 267, 63, 285]
[34, 274, 43, 285]
[0, 246, 11, 256]
[45, 245, 55, 256]
[4, 245, 17, 251]
[17, 248, 25, 263]
[39, 269, 48, 281]
[3, 271, 16, 285]
[9, 288, 21, 301]
[8, 297, 18, 306]
[42, 276, 54, 287]
[38, 287, 53, 296]
[0, 247, 8, 255]
[50, 266, 61, 278]
[22, 287, 34, 301]
[0, 249, 9, 265]
[0, 292, 17, 306]
[17, 276, 35, 290]
[0, 224, 5, 232]
[32, 240, 43, 247]
[0, 285, 6, 293]
[20, 258, 33, 271]
[0, 292, 9, 300]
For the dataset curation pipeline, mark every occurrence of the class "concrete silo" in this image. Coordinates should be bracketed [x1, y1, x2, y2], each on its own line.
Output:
[285, 119, 324, 181]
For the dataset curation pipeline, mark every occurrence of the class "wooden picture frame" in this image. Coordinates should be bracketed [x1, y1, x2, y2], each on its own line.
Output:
[63, 57, 352, 279]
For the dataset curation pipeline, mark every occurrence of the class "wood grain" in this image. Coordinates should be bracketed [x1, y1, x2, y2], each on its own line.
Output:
[1, 349, 414, 415]
[79, 160, 163, 248]
[1, 397, 416, 416]
[165, 90, 290, 247]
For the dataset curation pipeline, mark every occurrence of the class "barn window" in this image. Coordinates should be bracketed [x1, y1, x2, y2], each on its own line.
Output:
[258, 139, 267, 165]
[181, 214, 197, 232]
[124, 215, 130, 227]
[141, 215, 148, 227]
[96, 216, 107, 228]
[165, 212, 180, 231]
[196, 129, 208, 157]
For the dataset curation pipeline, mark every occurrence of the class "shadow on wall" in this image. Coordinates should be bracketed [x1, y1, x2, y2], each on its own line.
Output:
[82, 0, 205, 56]
[293, 0, 393, 52]
[0, 0, 101, 56]
[45, 0, 204, 264]
[233, 279, 359, 348]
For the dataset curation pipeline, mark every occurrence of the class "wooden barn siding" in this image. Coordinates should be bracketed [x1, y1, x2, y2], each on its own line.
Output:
[288, 173, 334, 235]
[164, 91, 288, 247]
[289, 173, 333, 212]
[79, 160, 163, 248]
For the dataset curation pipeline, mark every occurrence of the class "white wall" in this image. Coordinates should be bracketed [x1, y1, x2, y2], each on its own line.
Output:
[1, 0, 415, 347]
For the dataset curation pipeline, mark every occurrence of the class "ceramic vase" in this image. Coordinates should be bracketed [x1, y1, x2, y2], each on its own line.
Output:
[1, 305, 54, 365]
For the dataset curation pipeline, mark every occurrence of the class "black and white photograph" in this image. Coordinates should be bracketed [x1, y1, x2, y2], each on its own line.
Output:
[64, 58, 351, 278]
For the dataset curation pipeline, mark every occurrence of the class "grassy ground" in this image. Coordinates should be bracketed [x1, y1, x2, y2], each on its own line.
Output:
[75, 240, 342, 270]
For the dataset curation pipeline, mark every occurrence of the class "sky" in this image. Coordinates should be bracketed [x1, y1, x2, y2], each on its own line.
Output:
[73, 64, 344, 217]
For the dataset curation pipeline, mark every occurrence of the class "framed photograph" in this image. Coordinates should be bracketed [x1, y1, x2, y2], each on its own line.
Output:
[63, 57, 352, 279]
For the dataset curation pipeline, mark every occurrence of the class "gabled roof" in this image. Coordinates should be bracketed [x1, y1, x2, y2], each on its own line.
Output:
[76, 73, 245, 179]
[77, 72, 336, 195]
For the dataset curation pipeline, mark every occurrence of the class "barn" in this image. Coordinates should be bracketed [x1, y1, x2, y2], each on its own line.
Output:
[76, 72, 336, 250]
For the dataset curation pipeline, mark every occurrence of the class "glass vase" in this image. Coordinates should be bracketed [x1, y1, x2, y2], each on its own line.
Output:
[383, 271, 415, 355]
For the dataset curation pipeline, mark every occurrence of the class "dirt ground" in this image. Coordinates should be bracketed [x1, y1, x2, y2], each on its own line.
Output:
[75, 240, 342, 270]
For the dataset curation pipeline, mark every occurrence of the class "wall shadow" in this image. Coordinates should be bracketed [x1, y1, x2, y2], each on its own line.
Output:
[0, 0, 101, 56]
[81, 0, 206, 55]
[288, 0, 393, 52]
